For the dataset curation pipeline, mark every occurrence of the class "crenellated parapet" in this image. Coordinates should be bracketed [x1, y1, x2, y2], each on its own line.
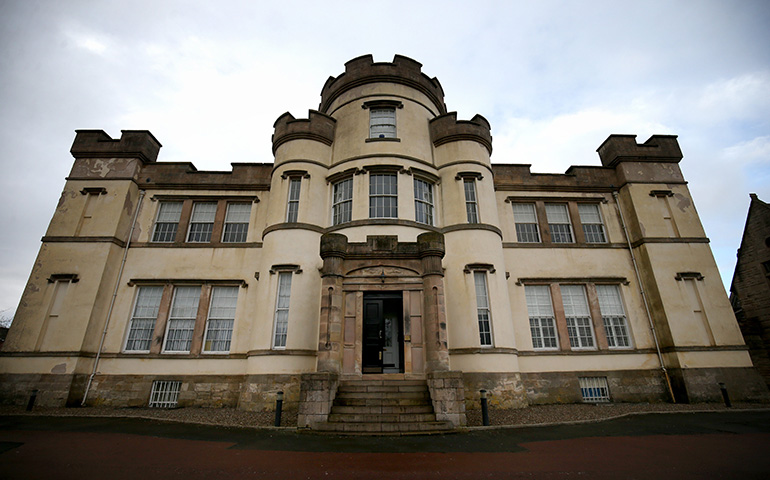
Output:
[319, 54, 446, 115]
[70, 130, 162, 163]
[272, 110, 336, 154]
[597, 134, 682, 167]
[429, 112, 492, 154]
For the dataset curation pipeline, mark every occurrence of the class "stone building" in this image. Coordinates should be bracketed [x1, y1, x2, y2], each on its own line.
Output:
[731, 194, 770, 388]
[1, 55, 766, 432]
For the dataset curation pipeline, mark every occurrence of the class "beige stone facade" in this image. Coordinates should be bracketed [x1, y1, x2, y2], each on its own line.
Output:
[1, 55, 766, 426]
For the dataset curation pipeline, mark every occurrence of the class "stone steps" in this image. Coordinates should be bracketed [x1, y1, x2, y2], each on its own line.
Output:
[312, 378, 455, 435]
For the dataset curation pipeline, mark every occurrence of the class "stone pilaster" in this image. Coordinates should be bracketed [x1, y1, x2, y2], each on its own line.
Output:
[317, 233, 347, 373]
[426, 370, 467, 427]
[418, 232, 450, 373]
[296, 372, 340, 428]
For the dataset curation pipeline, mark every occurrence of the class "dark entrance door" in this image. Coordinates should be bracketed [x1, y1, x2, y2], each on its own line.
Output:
[362, 293, 403, 374]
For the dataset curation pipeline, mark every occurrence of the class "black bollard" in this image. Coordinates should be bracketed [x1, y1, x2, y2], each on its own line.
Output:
[274, 391, 284, 427]
[480, 389, 490, 426]
[26, 389, 38, 411]
[718, 382, 732, 408]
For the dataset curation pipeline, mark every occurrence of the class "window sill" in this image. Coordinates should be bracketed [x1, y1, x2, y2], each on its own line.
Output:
[365, 137, 401, 143]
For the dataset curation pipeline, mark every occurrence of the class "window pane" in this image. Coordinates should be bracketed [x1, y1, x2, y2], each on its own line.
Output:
[126, 286, 163, 351]
[369, 174, 397, 218]
[165, 286, 200, 352]
[513, 203, 537, 223]
[188, 203, 217, 242]
[332, 178, 353, 225]
[560, 285, 594, 348]
[225, 203, 251, 223]
[153, 202, 182, 242]
[474, 271, 492, 346]
[370, 108, 396, 138]
[545, 204, 569, 223]
[414, 178, 434, 225]
[287, 179, 301, 223]
[273, 272, 292, 348]
[597, 285, 630, 348]
[204, 286, 238, 352]
[578, 204, 602, 223]
[525, 285, 557, 350]
[579, 204, 606, 243]
[464, 180, 479, 223]
[223, 203, 250, 243]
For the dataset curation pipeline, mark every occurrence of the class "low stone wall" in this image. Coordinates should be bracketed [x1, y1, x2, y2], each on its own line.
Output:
[521, 369, 668, 405]
[0, 373, 75, 407]
[238, 374, 302, 411]
[297, 372, 339, 428]
[427, 370, 466, 426]
[676, 367, 769, 403]
[462, 372, 528, 410]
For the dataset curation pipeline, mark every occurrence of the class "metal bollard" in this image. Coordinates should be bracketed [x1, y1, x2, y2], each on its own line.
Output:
[718, 382, 732, 408]
[480, 389, 490, 426]
[274, 391, 284, 427]
[26, 389, 38, 412]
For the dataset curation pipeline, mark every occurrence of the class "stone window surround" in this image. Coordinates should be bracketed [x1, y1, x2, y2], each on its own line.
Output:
[149, 195, 258, 246]
[506, 196, 609, 246]
[362, 99, 403, 141]
[516, 277, 633, 353]
[123, 279, 247, 356]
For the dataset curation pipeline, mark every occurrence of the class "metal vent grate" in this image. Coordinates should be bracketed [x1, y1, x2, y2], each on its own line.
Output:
[579, 376, 610, 403]
[149, 380, 182, 408]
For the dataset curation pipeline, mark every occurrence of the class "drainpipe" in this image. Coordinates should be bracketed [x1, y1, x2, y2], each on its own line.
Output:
[81, 190, 145, 406]
[612, 191, 676, 403]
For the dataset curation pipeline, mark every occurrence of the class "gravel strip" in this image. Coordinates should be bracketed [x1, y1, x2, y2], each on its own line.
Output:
[2, 402, 767, 430]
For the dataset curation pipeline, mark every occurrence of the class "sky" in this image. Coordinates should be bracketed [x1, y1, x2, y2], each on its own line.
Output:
[0, 0, 769, 321]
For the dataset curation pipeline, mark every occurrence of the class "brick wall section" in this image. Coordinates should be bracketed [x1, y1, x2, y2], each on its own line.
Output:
[426, 371, 466, 427]
[731, 195, 770, 388]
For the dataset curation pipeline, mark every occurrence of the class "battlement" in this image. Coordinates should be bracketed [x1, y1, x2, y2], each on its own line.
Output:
[70, 130, 162, 163]
[429, 112, 492, 154]
[272, 110, 337, 154]
[319, 54, 446, 115]
[597, 134, 682, 167]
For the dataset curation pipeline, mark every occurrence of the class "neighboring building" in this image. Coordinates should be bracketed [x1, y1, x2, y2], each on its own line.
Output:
[0, 55, 766, 429]
[731, 194, 770, 388]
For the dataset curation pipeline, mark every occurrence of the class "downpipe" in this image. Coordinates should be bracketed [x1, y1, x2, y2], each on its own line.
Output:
[81, 190, 145, 406]
[612, 191, 676, 403]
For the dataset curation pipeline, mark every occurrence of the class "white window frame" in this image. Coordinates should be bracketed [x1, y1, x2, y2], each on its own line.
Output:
[578, 203, 607, 243]
[560, 284, 595, 349]
[332, 177, 353, 226]
[162, 286, 201, 353]
[579, 376, 610, 403]
[525, 285, 559, 350]
[413, 177, 434, 226]
[464, 179, 479, 223]
[202, 286, 238, 354]
[596, 284, 632, 348]
[473, 271, 493, 347]
[272, 272, 292, 349]
[222, 202, 251, 243]
[149, 380, 182, 408]
[513, 203, 541, 243]
[369, 173, 398, 219]
[186, 202, 217, 243]
[545, 203, 574, 243]
[286, 178, 301, 223]
[369, 107, 396, 138]
[124, 285, 164, 353]
[152, 201, 183, 243]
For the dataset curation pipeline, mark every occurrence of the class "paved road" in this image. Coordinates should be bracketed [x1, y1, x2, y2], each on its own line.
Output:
[1, 410, 769, 479]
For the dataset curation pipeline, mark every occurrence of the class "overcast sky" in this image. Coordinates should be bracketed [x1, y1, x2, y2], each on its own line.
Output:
[1, 0, 769, 320]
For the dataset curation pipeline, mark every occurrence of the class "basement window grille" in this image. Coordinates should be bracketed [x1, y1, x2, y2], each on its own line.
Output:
[579, 376, 610, 403]
[149, 380, 182, 408]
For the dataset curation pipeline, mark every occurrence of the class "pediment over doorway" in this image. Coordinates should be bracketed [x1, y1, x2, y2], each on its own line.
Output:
[346, 265, 420, 277]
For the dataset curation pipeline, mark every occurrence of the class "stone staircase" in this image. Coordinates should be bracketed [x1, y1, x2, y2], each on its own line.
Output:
[312, 378, 455, 434]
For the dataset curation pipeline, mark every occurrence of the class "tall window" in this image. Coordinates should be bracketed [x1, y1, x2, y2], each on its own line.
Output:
[273, 272, 292, 348]
[152, 202, 183, 242]
[203, 286, 238, 353]
[369, 173, 398, 218]
[414, 178, 434, 225]
[369, 108, 396, 138]
[596, 285, 630, 348]
[578, 204, 606, 243]
[513, 203, 540, 243]
[464, 179, 479, 223]
[125, 286, 163, 352]
[286, 178, 301, 223]
[545, 204, 573, 243]
[187, 202, 217, 242]
[525, 285, 558, 349]
[332, 178, 353, 225]
[163, 286, 200, 353]
[560, 285, 594, 349]
[222, 203, 251, 243]
[474, 271, 492, 346]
